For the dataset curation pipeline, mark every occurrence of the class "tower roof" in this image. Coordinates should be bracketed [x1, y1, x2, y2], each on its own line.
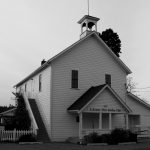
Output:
[78, 15, 100, 24]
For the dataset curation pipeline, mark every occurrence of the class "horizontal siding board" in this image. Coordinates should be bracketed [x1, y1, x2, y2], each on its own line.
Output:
[127, 95, 150, 128]
[127, 95, 150, 115]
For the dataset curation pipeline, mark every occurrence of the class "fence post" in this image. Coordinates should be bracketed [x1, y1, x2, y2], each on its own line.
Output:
[13, 128, 16, 142]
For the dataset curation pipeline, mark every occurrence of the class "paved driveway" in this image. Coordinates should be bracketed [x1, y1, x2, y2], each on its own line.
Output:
[0, 142, 150, 150]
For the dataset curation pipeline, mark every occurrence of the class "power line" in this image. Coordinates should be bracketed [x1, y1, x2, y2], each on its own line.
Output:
[132, 90, 150, 92]
[134, 87, 150, 90]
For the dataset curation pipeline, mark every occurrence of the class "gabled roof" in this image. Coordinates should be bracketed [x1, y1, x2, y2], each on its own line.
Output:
[128, 92, 150, 110]
[14, 31, 132, 87]
[68, 84, 132, 113]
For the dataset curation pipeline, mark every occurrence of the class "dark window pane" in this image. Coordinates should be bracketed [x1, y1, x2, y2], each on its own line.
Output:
[105, 74, 111, 86]
[39, 74, 42, 92]
[25, 84, 27, 92]
[72, 70, 78, 79]
[72, 70, 78, 88]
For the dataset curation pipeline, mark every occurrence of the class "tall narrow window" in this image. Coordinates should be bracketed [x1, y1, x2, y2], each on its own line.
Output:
[105, 74, 111, 86]
[71, 70, 78, 89]
[39, 74, 42, 92]
[19, 87, 22, 93]
[25, 84, 27, 92]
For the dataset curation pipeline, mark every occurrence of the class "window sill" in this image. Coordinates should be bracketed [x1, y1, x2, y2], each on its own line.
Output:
[70, 88, 80, 90]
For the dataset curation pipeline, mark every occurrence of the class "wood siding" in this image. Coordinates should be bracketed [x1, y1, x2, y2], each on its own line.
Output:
[127, 95, 150, 126]
[16, 67, 51, 138]
[51, 35, 127, 141]
[85, 89, 126, 113]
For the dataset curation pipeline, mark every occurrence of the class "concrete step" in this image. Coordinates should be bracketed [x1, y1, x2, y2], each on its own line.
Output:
[66, 137, 80, 144]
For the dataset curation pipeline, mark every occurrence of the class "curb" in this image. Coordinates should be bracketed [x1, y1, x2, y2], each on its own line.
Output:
[118, 142, 137, 145]
[19, 142, 43, 145]
[87, 143, 108, 146]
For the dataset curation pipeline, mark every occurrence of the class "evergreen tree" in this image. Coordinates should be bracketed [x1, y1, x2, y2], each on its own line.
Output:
[12, 93, 31, 130]
[99, 28, 121, 57]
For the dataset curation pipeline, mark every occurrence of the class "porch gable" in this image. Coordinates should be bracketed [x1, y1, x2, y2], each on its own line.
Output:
[84, 88, 126, 113]
[68, 84, 132, 113]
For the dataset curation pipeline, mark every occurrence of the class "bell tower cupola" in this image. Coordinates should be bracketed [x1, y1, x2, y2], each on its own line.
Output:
[78, 15, 100, 39]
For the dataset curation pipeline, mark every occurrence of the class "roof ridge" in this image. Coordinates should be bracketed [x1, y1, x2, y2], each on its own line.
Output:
[14, 31, 131, 87]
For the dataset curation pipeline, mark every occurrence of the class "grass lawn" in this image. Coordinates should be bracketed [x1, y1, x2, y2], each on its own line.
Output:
[0, 142, 150, 150]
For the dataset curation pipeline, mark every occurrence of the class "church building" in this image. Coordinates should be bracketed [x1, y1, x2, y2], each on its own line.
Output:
[14, 15, 150, 142]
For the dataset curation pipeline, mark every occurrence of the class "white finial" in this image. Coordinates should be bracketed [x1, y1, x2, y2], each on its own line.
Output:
[87, 0, 89, 15]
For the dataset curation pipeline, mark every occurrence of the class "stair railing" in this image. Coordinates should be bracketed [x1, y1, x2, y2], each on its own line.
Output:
[22, 90, 38, 134]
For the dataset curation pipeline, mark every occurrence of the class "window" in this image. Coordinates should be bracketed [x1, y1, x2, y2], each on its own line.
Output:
[105, 74, 111, 86]
[19, 87, 22, 93]
[39, 74, 42, 92]
[71, 70, 78, 89]
[25, 84, 27, 92]
[102, 113, 109, 129]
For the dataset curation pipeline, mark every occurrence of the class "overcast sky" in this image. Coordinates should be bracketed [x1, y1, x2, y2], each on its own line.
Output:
[0, 0, 150, 105]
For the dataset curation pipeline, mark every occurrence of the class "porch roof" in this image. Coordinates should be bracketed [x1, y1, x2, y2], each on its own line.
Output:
[68, 84, 106, 111]
[68, 84, 132, 113]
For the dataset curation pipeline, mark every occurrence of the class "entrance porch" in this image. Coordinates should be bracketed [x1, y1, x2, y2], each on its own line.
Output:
[67, 84, 138, 140]
[79, 112, 140, 138]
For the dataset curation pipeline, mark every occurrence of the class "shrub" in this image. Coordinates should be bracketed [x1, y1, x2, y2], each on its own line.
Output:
[83, 129, 137, 145]
[5, 123, 15, 130]
[110, 128, 137, 143]
[111, 128, 128, 143]
[83, 132, 111, 144]
[18, 134, 37, 142]
[84, 132, 99, 143]
[128, 130, 137, 142]
[100, 134, 112, 143]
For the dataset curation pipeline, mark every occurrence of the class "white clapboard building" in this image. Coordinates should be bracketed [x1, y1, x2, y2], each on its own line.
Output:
[14, 15, 150, 142]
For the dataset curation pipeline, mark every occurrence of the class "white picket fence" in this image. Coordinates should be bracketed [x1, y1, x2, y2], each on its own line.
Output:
[0, 129, 37, 142]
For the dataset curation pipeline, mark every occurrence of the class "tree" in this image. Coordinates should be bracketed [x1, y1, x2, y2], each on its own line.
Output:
[99, 28, 121, 57]
[126, 77, 137, 93]
[11, 93, 31, 130]
[0, 105, 15, 113]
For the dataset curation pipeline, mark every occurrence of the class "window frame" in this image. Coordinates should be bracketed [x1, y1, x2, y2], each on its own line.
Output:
[39, 74, 42, 92]
[71, 70, 79, 89]
[105, 74, 111, 86]
[25, 83, 27, 92]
